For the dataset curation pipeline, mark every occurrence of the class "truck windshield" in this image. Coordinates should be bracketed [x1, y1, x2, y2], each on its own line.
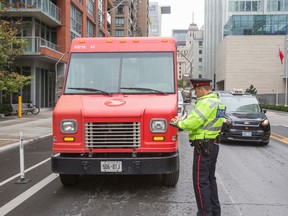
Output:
[64, 52, 175, 95]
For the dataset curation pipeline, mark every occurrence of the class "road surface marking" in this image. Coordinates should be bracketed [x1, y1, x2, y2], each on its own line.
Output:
[0, 153, 59, 187]
[271, 132, 288, 144]
[0, 173, 58, 216]
[216, 172, 243, 216]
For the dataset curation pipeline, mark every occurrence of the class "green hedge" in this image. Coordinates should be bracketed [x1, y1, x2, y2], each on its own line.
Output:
[260, 104, 288, 112]
[0, 104, 12, 115]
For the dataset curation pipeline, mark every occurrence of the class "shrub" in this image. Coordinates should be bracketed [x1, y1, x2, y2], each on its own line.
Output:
[0, 104, 12, 115]
[260, 104, 288, 112]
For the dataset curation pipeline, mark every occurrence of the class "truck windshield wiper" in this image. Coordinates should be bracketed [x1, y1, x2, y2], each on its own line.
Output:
[120, 87, 167, 95]
[68, 87, 112, 96]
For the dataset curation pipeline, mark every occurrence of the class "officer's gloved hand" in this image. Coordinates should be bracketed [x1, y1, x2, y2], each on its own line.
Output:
[170, 117, 180, 127]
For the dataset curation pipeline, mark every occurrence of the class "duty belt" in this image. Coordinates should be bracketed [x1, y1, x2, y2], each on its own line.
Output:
[190, 137, 219, 155]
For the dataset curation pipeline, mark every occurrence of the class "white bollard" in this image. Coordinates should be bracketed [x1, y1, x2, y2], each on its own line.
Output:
[15, 132, 31, 184]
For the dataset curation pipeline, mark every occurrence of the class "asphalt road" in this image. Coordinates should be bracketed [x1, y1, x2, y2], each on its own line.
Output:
[0, 110, 288, 216]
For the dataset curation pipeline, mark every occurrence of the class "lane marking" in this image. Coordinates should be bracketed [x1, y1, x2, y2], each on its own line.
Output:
[271, 132, 286, 139]
[0, 173, 58, 216]
[0, 153, 59, 187]
[216, 172, 243, 216]
[271, 133, 288, 144]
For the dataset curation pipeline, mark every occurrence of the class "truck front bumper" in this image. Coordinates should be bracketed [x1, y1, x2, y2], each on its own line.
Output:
[51, 152, 179, 175]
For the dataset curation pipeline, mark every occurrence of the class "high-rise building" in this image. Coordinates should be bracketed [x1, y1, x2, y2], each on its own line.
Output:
[187, 24, 204, 79]
[110, 0, 149, 37]
[149, 2, 161, 36]
[203, 0, 224, 82]
[204, 0, 288, 87]
[137, 0, 150, 36]
[204, 0, 288, 104]
[149, 2, 170, 37]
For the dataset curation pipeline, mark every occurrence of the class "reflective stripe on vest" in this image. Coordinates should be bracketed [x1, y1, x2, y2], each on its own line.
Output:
[193, 108, 207, 122]
[201, 118, 223, 131]
[208, 99, 223, 109]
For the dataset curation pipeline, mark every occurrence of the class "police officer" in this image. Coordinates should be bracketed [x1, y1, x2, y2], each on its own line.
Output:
[171, 78, 225, 216]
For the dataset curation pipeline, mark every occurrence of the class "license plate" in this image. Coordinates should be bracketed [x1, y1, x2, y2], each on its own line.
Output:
[101, 161, 122, 172]
[242, 131, 252, 137]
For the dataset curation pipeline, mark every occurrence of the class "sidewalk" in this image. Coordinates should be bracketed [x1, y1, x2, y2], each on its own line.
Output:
[0, 108, 53, 152]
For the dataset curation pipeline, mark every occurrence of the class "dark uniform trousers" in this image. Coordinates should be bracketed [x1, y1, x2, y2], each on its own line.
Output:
[193, 143, 221, 216]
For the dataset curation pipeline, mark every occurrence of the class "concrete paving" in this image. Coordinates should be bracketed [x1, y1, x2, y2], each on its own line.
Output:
[0, 108, 52, 152]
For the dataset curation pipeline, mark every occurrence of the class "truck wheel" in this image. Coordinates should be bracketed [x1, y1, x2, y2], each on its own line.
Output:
[59, 174, 79, 186]
[162, 169, 179, 186]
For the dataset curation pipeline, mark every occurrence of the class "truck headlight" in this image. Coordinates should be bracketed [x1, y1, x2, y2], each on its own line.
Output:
[60, 120, 78, 134]
[150, 119, 167, 133]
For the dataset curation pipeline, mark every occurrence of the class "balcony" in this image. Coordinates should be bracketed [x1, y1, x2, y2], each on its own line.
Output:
[22, 36, 60, 54]
[0, 0, 61, 27]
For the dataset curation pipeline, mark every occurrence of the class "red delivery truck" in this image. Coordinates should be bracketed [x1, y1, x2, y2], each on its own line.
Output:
[51, 37, 180, 186]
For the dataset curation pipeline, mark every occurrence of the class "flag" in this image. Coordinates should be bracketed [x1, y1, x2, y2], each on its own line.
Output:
[279, 49, 284, 64]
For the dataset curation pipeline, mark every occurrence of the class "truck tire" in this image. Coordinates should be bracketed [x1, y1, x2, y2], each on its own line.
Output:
[59, 174, 79, 186]
[162, 169, 179, 186]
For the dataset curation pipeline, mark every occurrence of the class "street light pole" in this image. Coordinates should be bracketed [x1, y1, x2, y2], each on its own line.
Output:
[55, 52, 66, 105]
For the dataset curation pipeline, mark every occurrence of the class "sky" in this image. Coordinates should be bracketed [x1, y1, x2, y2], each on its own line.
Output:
[153, 0, 204, 36]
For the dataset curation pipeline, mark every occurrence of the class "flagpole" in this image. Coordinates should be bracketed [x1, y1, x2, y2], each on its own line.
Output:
[285, 36, 288, 107]
[277, 46, 279, 106]
[277, 61, 279, 106]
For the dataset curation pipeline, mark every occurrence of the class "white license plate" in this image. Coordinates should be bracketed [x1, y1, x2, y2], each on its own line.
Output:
[101, 161, 122, 172]
[242, 131, 252, 137]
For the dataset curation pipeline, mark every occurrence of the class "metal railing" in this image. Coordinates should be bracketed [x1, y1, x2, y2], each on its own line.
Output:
[21, 36, 60, 54]
[1, 0, 61, 24]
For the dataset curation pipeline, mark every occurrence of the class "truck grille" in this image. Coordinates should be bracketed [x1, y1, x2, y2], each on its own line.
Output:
[85, 122, 141, 148]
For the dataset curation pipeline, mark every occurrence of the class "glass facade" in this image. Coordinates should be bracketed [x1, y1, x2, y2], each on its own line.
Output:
[267, 0, 288, 11]
[229, 1, 263, 12]
[224, 15, 288, 36]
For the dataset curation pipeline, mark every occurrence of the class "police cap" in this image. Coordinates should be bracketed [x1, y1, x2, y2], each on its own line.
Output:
[190, 78, 212, 88]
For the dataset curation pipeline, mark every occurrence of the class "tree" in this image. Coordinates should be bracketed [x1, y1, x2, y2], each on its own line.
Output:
[178, 76, 191, 89]
[246, 84, 257, 95]
[0, 18, 31, 98]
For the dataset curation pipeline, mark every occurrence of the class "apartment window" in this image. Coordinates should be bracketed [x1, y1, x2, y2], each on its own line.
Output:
[199, 50, 202, 54]
[198, 66, 203, 71]
[252, 1, 258, 11]
[285, 0, 288, 10]
[229, 1, 239, 11]
[199, 41, 203, 47]
[87, 0, 95, 16]
[267, 0, 285, 11]
[70, 4, 82, 36]
[199, 58, 202, 62]
[86, 20, 95, 37]
[240, 1, 245, 11]
[246, 1, 251, 11]
[116, 30, 124, 37]
[116, 5, 124, 14]
[98, 0, 104, 26]
[70, 31, 79, 43]
[150, 5, 156, 11]
[116, 18, 124, 26]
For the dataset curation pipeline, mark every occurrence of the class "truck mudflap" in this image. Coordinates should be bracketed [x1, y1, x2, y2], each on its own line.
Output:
[51, 152, 179, 175]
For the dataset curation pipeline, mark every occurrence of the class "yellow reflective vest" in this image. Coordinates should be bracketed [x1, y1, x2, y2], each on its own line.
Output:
[177, 92, 225, 140]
